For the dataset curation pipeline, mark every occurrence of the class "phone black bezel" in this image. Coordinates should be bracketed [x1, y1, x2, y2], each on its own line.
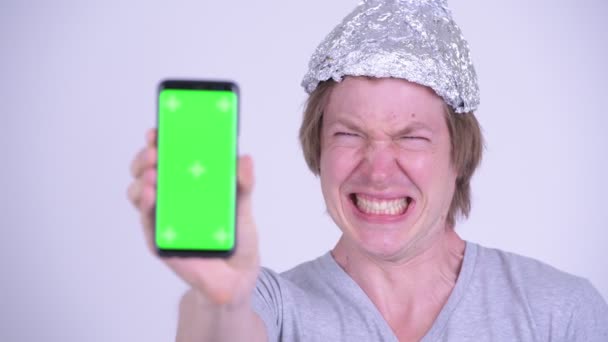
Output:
[155, 79, 239, 258]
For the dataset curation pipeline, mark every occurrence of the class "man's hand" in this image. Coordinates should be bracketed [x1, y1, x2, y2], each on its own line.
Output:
[127, 128, 265, 341]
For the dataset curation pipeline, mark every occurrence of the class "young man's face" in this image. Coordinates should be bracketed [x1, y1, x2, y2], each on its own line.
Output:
[319, 76, 457, 260]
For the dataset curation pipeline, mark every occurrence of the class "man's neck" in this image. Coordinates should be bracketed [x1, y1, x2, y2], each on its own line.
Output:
[331, 229, 465, 341]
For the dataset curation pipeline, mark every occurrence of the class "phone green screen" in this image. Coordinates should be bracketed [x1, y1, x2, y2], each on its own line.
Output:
[156, 80, 238, 256]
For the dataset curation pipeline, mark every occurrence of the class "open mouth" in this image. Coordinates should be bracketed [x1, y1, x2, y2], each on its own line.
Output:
[350, 193, 412, 216]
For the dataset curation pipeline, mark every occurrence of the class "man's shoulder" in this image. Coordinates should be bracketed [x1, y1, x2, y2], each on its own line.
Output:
[474, 243, 581, 284]
[458, 243, 608, 340]
[470, 243, 601, 310]
[281, 254, 329, 280]
[257, 253, 333, 293]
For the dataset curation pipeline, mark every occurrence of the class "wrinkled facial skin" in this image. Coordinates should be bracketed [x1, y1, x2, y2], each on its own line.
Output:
[320, 77, 457, 261]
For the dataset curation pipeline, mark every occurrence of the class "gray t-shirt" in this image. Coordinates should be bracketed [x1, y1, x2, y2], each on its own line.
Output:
[253, 242, 608, 341]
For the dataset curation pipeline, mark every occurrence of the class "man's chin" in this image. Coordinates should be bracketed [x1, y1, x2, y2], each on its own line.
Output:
[350, 232, 416, 261]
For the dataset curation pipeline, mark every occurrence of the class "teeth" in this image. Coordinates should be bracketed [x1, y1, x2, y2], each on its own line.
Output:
[355, 195, 408, 216]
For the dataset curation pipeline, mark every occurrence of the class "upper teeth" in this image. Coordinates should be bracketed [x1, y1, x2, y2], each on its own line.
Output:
[355, 195, 408, 216]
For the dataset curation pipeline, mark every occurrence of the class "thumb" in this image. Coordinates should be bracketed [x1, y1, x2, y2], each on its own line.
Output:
[237, 155, 255, 225]
[233, 155, 258, 263]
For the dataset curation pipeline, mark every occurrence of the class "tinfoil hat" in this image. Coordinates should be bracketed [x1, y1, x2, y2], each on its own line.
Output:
[301, 0, 479, 113]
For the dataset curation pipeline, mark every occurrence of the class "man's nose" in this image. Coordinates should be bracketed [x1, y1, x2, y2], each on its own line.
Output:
[363, 141, 399, 185]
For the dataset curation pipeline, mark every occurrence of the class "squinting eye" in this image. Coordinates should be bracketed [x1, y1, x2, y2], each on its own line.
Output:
[401, 136, 428, 141]
[335, 132, 360, 137]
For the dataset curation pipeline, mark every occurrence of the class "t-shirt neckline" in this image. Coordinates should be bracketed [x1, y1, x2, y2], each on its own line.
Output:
[317, 241, 479, 341]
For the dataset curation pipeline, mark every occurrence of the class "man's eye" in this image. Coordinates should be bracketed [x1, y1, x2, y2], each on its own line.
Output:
[397, 136, 431, 150]
[335, 132, 359, 137]
[400, 136, 428, 141]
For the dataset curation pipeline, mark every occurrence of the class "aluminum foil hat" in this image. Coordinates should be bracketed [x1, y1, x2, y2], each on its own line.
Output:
[301, 0, 479, 113]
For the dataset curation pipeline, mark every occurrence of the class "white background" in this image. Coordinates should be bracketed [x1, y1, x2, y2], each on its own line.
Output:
[1, 0, 607, 341]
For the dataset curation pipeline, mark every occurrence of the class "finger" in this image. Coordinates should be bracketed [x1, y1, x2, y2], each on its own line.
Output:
[131, 128, 157, 178]
[140, 183, 157, 215]
[130, 148, 146, 178]
[140, 185, 156, 253]
[143, 168, 157, 186]
[141, 212, 156, 255]
[127, 179, 143, 209]
[236, 155, 254, 223]
[233, 155, 258, 263]
[237, 155, 254, 197]
[146, 128, 158, 147]
[130, 147, 158, 178]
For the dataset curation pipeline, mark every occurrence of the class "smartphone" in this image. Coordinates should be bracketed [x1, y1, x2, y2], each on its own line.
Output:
[155, 80, 238, 257]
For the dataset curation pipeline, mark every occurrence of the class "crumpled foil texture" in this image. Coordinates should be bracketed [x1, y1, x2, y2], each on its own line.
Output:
[301, 0, 479, 113]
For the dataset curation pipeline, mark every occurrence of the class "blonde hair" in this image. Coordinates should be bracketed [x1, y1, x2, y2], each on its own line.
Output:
[299, 80, 484, 227]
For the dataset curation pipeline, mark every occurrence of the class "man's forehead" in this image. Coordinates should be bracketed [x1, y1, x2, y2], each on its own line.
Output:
[325, 80, 445, 124]
[324, 108, 442, 133]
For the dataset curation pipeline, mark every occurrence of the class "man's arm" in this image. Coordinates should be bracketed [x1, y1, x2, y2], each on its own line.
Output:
[176, 289, 267, 342]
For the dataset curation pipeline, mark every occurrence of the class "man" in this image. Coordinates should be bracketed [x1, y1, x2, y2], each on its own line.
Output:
[128, 0, 608, 340]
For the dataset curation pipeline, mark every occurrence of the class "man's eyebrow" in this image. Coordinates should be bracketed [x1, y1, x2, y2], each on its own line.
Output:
[394, 121, 434, 135]
[325, 113, 435, 135]
[325, 114, 365, 131]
